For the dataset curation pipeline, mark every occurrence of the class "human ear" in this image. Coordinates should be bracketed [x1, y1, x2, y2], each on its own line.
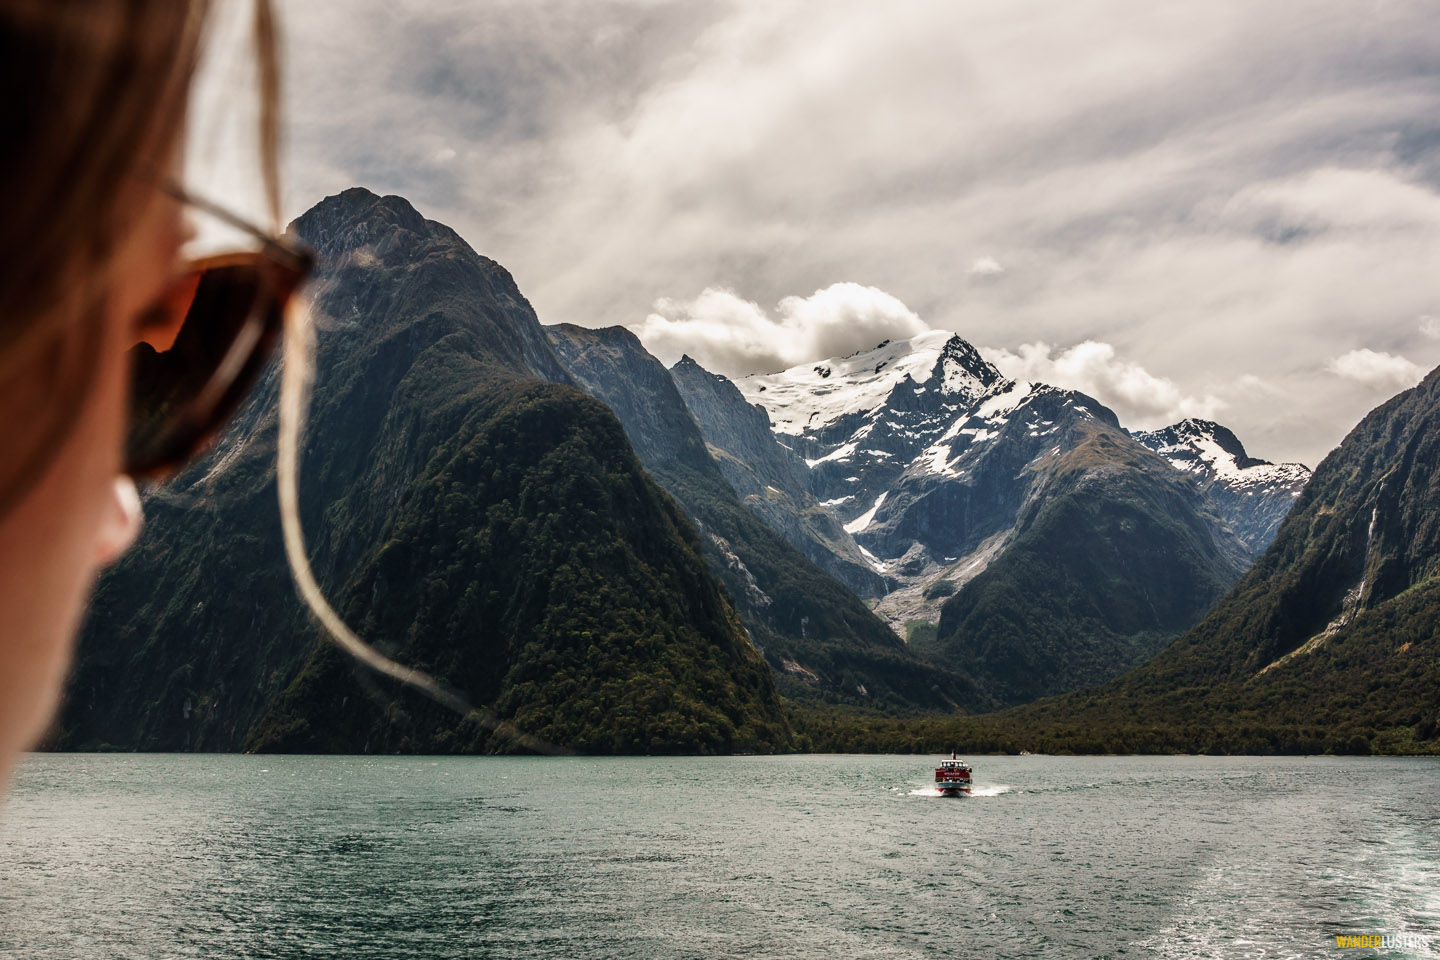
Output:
[93, 475, 143, 565]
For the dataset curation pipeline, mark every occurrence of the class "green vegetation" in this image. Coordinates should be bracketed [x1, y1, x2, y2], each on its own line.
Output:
[935, 368, 1440, 755]
[921, 580, 956, 601]
[251, 383, 789, 755]
[786, 705, 1440, 756]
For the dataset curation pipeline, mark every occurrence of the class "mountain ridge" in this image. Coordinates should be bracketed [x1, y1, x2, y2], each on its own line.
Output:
[673, 330, 1302, 704]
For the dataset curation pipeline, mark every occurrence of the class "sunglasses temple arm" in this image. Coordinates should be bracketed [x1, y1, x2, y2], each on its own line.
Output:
[157, 180, 311, 273]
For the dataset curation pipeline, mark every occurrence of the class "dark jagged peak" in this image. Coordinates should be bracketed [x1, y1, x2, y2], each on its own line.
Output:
[915, 333, 1003, 406]
[546, 323, 712, 471]
[938, 334, 1003, 389]
[673, 354, 726, 378]
[547, 322, 644, 353]
[290, 187, 487, 278]
[671, 353, 773, 426]
[1027, 383, 1124, 432]
[293, 187, 422, 255]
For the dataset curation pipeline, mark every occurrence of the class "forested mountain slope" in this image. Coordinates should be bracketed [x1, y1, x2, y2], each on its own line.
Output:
[61, 188, 788, 754]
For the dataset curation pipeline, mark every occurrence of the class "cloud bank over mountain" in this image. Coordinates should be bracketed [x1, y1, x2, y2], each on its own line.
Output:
[636, 283, 927, 376]
[986, 341, 1226, 429]
[272, 0, 1440, 465]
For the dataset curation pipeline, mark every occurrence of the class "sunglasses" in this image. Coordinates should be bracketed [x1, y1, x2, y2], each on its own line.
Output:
[126, 189, 313, 480]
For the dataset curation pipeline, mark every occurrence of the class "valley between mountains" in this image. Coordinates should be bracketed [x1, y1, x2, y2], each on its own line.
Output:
[56, 190, 1439, 756]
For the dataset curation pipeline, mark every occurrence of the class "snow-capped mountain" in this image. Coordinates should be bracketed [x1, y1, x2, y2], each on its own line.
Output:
[729, 334, 1304, 596]
[1131, 419, 1310, 552]
[736, 332, 1005, 538]
[670, 330, 1309, 705]
[731, 333, 1134, 591]
[741, 329, 1000, 441]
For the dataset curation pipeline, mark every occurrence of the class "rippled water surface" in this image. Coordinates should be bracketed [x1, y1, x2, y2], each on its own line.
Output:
[2, 755, 1438, 958]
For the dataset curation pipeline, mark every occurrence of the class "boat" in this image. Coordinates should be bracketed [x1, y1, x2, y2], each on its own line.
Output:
[934, 751, 972, 796]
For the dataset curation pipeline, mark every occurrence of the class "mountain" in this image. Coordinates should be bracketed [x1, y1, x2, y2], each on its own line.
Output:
[1131, 419, 1309, 552]
[1007, 365, 1440, 754]
[673, 331, 1289, 705]
[59, 188, 789, 755]
[925, 413, 1252, 706]
[546, 324, 981, 711]
[720, 332, 1013, 623]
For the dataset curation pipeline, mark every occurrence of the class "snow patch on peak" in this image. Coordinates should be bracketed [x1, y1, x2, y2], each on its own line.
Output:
[936, 336, 1003, 399]
[736, 330, 961, 436]
[1190, 435, 1246, 480]
[920, 442, 954, 476]
[973, 380, 1035, 421]
[806, 441, 857, 467]
[1133, 420, 1310, 491]
[857, 544, 890, 573]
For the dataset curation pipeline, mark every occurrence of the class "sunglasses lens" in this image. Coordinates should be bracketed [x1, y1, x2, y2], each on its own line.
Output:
[126, 258, 285, 478]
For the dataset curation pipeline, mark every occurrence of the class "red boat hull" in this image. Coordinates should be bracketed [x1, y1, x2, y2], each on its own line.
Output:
[935, 756, 972, 795]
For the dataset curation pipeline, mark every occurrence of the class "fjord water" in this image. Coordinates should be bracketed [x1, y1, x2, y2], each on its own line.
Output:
[1, 756, 1436, 959]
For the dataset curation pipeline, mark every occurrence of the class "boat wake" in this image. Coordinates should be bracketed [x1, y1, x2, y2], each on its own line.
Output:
[907, 784, 1011, 797]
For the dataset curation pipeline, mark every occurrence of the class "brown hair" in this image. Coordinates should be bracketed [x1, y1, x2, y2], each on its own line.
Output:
[0, 0, 280, 513]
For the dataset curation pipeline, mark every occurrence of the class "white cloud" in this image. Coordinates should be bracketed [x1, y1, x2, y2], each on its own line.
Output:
[278, 0, 1440, 464]
[1327, 349, 1425, 390]
[633, 282, 929, 376]
[985, 340, 1224, 427]
[969, 256, 1005, 277]
[1420, 315, 1440, 339]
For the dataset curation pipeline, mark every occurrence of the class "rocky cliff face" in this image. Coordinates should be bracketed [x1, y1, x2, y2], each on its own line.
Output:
[926, 415, 1252, 705]
[1017, 365, 1440, 752]
[1156, 367, 1440, 682]
[668, 356, 885, 596]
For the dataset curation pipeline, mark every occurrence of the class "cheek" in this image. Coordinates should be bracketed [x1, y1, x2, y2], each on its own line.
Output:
[0, 306, 139, 763]
[0, 192, 174, 774]
[91, 306, 135, 472]
[0, 336, 133, 763]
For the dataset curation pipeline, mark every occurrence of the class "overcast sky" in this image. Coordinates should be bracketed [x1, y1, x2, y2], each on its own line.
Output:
[253, 0, 1440, 467]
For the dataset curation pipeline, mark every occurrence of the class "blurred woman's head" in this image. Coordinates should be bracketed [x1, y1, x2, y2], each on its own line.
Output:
[0, 0, 276, 779]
